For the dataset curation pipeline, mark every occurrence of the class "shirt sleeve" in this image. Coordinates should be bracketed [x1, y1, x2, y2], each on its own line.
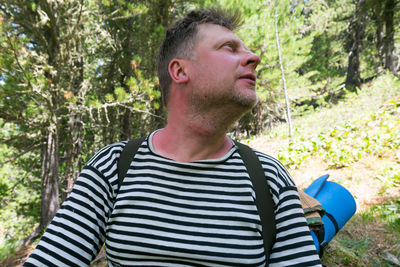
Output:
[256, 152, 322, 267]
[23, 143, 124, 267]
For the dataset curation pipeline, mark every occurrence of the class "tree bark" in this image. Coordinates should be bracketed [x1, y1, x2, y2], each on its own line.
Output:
[150, 0, 172, 130]
[120, 15, 135, 141]
[22, 126, 60, 246]
[373, 1, 385, 73]
[120, 108, 132, 140]
[345, 0, 366, 91]
[382, 0, 397, 74]
[62, 113, 83, 201]
[40, 124, 60, 228]
[63, 42, 85, 200]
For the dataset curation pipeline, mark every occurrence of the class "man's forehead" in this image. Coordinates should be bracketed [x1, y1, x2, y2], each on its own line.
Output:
[197, 23, 240, 41]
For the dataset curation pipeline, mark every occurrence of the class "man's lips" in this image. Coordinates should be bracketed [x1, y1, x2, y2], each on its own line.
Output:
[238, 73, 256, 85]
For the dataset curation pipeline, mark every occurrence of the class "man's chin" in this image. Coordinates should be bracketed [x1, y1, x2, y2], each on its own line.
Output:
[233, 90, 258, 109]
[231, 97, 257, 112]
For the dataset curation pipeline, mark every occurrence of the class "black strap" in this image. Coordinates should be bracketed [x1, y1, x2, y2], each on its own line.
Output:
[117, 138, 276, 262]
[117, 137, 146, 193]
[313, 212, 338, 258]
[313, 228, 326, 257]
[234, 141, 276, 262]
[325, 212, 339, 234]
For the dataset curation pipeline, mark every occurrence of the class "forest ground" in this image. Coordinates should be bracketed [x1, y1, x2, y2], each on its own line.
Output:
[248, 135, 400, 266]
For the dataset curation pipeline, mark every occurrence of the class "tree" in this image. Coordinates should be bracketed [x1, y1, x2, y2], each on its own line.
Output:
[274, 0, 292, 138]
[379, 0, 398, 74]
[0, 0, 95, 243]
[345, 0, 368, 91]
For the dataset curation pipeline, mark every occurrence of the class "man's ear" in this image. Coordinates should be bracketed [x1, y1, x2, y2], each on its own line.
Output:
[168, 59, 189, 84]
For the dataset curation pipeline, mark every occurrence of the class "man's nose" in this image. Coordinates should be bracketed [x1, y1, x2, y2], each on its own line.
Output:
[241, 50, 261, 69]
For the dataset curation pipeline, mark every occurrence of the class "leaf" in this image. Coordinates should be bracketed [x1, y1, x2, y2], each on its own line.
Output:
[105, 93, 114, 102]
[114, 87, 127, 102]
[64, 91, 73, 99]
[30, 2, 37, 11]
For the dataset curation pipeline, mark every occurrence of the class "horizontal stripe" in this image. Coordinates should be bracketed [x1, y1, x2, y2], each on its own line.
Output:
[108, 213, 260, 232]
[119, 183, 255, 205]
[107, 221, 260, 240]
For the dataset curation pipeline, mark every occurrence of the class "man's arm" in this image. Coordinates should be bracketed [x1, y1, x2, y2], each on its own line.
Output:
[24, 143, 124, 267]
[256, 152, 322, 267]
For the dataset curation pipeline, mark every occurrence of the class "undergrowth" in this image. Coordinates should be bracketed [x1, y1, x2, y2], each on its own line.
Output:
[277, 96, 400, 170]
[322, 198, 400, 266]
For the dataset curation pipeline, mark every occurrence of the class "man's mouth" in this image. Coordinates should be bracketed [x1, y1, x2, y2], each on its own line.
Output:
[239, 73, 256, 85]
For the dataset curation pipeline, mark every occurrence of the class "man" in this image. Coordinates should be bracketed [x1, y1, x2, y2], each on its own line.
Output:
[24, 7, 321, 267]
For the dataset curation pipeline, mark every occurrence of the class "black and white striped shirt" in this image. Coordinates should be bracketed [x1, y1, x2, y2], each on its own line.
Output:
[24, 133, 321, 267]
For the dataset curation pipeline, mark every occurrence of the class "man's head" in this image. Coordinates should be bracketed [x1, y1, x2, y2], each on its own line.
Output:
[156, 7, 243, 106]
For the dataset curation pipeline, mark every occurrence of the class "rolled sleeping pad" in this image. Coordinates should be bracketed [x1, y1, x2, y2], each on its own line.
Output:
[305, 174, 357, 252]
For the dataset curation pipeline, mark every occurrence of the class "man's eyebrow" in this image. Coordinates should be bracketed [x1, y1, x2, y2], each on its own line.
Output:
[220, 37, 248, 49]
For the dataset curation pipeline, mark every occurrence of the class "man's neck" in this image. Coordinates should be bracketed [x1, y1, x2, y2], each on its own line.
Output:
[152, 115, 235, 163]
[153, 86, 251, 162]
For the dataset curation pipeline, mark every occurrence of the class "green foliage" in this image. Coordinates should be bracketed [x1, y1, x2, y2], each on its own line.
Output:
[322, 199, 400, 266]
[278, 84, 400, 170]
[0, 145, 40, 242]
[371, 199, 400, 233]
[376, 167, 400, 194]
[0, 238, 19, 262]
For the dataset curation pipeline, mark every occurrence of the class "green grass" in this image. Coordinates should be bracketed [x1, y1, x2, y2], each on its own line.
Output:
[264, 72, 400, 140]
[322, 199, 400, 266]
[277, 101, 400, 169]
[260, 73, 400, 171]
[0, 239, 19, 262]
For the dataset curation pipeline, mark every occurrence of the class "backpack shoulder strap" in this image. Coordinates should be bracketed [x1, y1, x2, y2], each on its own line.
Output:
[234, 141, 277, 262]
[117, 137, 146, 192]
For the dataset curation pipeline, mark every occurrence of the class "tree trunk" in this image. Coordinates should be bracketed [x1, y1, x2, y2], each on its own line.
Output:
[62, 44, 85, 200]
[119, 15, 135, 141]
[22, 126, 60, 246]
[120, 108, 132, 140]
[345, 0, 366, 91]
[274, 0, 292, 139]
[382, 0, 397, 74]
[150, 0, 171, 130]
[62, 113, 83, 201]
[40, 124, 60, 228]
[23, 123, 61, 245]
[373, 1, 385, 73]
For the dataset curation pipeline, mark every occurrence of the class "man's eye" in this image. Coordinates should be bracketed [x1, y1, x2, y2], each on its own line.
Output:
[224, 43, 235, 50]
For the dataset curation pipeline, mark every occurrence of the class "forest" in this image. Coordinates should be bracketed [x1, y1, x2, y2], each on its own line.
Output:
[0, 0, 399, 266]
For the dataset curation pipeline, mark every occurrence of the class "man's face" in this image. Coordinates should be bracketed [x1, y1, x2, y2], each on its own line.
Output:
[186, 23, 261, 111]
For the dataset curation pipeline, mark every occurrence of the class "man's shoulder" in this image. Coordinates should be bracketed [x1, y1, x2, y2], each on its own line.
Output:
[232, 142, 281, 168]
[87, 136, 150, 167]
[245, 147, 295, 188]
[85, 141, 128, 168]
[253, 149, 284, 169]
[233, 142, 281, 171]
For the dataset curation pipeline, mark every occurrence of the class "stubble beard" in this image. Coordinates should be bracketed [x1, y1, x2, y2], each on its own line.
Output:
[229, 85, 259, 110]
[189, 84, 258, 129]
